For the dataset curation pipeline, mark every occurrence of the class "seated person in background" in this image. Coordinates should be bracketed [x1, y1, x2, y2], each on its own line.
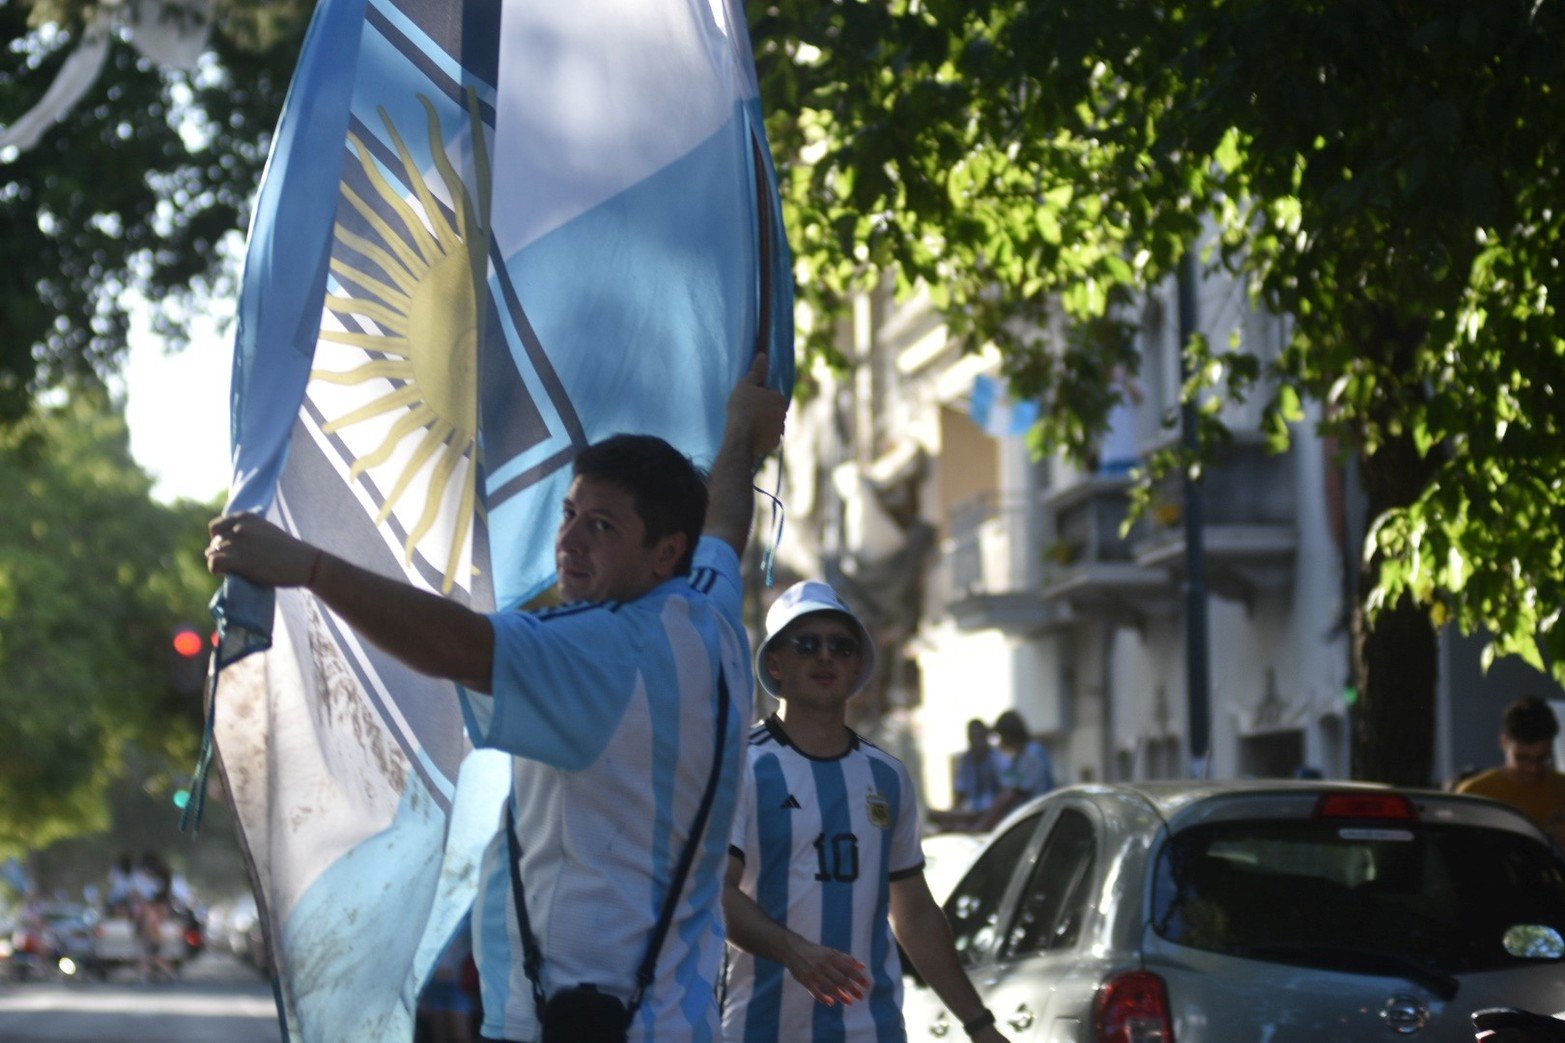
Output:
[106, 852, 137, 916]
[1457, 695, 1565, 848]
[928, 719, 1010, 832]
[975, 710, 1056, 832]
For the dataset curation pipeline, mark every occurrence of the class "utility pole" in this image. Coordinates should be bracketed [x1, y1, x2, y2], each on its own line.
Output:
[1177, 251, 1212, 777]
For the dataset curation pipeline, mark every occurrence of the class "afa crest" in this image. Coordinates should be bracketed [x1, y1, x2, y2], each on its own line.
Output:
[866, 790, 891, 830]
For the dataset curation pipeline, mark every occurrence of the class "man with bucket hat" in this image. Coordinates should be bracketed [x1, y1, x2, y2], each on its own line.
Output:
[721, 580, 1008, 1043]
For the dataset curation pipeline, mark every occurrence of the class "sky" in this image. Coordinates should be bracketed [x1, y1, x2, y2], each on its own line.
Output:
[122, 308, 234, 506]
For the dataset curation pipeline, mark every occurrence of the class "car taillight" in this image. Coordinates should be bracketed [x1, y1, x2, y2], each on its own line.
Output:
[1096, 970, 1174, 1043]
[1313, 792, 1416, 821]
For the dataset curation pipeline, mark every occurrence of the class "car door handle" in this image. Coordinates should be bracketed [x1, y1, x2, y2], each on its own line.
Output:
[928, 1010, 951, 1037]
[1008, 1004, 1036, 1032]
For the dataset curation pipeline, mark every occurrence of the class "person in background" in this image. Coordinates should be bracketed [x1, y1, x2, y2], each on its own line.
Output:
[721, 580, 1009, 1043]
[134, 851, 175, 981]
[1457, 695, 1565, 848]
[106, 852, 136, 915]
[928, 719, 1010, 832]
[975, 710, 1055, 833]
[420, 917, 477, 1043]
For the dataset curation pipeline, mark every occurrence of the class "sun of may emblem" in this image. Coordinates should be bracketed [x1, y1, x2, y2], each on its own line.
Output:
[312, 90, 491, 594]
[866, 789, 891, 830]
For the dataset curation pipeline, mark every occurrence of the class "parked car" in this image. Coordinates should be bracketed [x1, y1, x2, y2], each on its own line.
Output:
[90, 902, 203, 978]
[1, 901, 98, 981]
[902, 781, 1565, 1042]
[216, 893, 268, 973]
[921, 831, 984, 903]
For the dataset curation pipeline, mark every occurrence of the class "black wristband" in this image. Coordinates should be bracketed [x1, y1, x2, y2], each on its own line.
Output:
[963, 1008, 996, 1036]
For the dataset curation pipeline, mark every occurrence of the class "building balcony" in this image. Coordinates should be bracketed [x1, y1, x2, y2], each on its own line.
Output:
[1039, 475, 1175, 623]
[935, 493, 1064, 634]
[1132, 434, 1298, 606]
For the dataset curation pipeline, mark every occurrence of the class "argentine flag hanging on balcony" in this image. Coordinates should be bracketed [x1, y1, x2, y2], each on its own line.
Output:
[204, 0, 792, 1037]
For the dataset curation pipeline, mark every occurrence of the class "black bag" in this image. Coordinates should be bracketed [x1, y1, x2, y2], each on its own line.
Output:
[539, 984, 632, 1043]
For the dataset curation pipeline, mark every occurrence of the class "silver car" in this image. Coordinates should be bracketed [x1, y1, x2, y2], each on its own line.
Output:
[903, 781, 1565, 1042]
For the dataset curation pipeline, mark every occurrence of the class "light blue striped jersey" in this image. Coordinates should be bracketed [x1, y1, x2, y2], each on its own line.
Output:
[458, 537, 753, 1043]
[723, 716, 924, 1042]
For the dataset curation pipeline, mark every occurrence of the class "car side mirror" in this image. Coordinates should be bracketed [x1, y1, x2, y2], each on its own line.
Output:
[1503, 924, 1565, 960]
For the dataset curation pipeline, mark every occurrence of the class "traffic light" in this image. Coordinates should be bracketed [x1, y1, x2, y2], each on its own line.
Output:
[169, 625, 210, 695]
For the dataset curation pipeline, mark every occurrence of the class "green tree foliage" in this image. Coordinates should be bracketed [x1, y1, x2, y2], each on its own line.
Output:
[753, 0, 1564, 784]
[0, 0, 306, 423]
[4, 0, 1561, 783]
[0, 394, 215, 852]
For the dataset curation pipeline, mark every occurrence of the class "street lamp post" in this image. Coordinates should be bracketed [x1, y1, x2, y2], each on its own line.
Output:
[1177, 251, 1212, 777]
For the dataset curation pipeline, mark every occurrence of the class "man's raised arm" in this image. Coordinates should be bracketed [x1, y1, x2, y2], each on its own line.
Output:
[703, 352, 788, 556]
[206, 513, 496, 692]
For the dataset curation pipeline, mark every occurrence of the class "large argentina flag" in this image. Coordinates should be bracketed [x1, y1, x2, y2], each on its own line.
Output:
[208, 0, 793, 1037]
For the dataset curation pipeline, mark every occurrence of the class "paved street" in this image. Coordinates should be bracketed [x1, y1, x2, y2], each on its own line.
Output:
[0, 951, 280, 1043]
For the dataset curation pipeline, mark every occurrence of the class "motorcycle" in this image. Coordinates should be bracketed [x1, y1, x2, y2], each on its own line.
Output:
[2, 918, 56, 981]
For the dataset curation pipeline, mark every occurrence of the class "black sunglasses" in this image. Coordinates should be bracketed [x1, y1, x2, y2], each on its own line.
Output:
[784, 632, 862, 659]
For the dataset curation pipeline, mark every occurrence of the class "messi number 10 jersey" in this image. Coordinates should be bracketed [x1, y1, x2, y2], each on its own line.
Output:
[723, 716, 925, 1042]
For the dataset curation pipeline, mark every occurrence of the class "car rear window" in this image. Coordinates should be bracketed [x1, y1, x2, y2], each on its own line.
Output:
[1151, 819, 1565, 975]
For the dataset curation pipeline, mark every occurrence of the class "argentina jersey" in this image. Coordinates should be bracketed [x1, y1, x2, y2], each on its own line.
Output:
[461, 537, 752, 1043]
[724, 716, 924, 1042]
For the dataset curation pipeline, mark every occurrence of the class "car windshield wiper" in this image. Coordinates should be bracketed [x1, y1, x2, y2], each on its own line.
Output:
[1234, 944, 1460, 1001]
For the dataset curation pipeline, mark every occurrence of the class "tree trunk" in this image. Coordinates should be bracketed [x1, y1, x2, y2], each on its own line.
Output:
[1345, 313, 1439, 783]
[1350, 326, 1441, 785]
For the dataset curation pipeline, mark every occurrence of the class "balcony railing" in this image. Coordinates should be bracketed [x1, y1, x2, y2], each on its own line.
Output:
[1133, 435, 1299, 603]
[1047, 476, 1145, 567]
[935, 493, 1060, 632]
[1039, 476, 1174, 622]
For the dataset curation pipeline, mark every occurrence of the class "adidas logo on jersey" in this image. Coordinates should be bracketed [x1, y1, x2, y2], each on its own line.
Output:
[779, 794, 803, 810]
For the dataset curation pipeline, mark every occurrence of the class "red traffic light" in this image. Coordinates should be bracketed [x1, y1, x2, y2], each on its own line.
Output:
[172, 628, 204, 658]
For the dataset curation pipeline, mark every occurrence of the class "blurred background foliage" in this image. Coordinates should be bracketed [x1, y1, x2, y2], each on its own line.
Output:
[1, 0, 1561, 796]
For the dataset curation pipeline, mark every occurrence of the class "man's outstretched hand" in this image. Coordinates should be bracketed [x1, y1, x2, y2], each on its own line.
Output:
[727, 352, 787, 464]
[206, 513, 318, 588]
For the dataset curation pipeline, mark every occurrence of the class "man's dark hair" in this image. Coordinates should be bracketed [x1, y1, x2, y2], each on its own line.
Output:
[1504, 696, 1560, 744]
[993, 710, 1031, 746]
[573, 434, 707, 576]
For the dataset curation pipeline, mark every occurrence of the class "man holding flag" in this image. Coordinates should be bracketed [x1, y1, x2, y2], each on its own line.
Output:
[208, 355, 786, 1042]
[201, 0, 796, 1031]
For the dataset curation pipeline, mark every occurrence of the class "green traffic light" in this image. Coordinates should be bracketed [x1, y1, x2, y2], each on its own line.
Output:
[173, 789, 191, 810]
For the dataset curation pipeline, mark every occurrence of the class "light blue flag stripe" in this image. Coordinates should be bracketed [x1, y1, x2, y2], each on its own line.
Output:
[226, 0, 368, 514]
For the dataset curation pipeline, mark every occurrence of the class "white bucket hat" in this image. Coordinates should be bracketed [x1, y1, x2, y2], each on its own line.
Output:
[755, 580, 876, 697]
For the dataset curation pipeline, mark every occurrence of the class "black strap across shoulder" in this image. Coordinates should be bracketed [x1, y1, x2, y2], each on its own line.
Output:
[505, 673, 732, 1019]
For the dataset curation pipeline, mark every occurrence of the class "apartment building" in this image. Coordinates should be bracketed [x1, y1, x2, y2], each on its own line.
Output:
[764, 269, 1562, 809]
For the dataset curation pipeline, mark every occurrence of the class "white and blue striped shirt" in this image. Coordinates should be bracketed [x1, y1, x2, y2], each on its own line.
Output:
[459, 537, 753, 1043]
[723, 716, 924, 1042]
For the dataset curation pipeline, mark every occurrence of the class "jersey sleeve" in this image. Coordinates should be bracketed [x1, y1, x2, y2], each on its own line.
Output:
[688, 536, 743, 632]
[888, 759, 926, 878]
[728, 754, 756, 863]
[952, 755, 975, 800]
[458, 602, 643, 771]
